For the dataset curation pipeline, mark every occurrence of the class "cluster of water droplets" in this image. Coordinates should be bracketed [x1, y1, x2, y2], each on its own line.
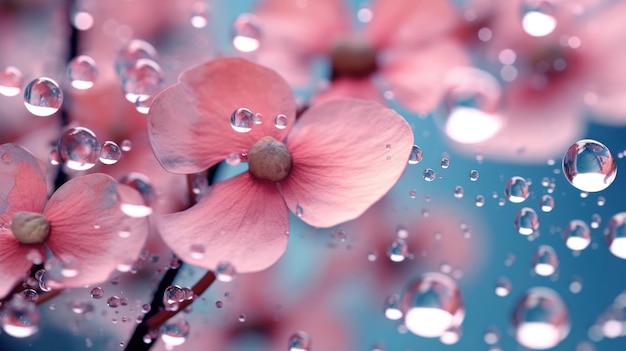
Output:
[53, 127, 129, 170]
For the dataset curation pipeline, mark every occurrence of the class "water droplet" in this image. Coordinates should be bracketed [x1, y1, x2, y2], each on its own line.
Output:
[387, 238, 408, 262]
[505, 176, 530, 203]
[400, 272, 464, 338]
[274, 114, 288, 129]
[107, 296, 121, 308]
[0, 66, 23, 97]
[0, 297, 39, 338]
[475, 195, 485, 207]
[562, 139, 617, 192]
[230, 107, 255, 133]
[409, 189, 417, 198]
[141, 304, 151, 313]
[99, 141, 122, 165]
[441, 67, 502, 144]
[115, 40, 158, 77]
[231, 13, 261, 53]
[521, 0, 558, 37]
[288, 331, 312, 351]
[121, 58, 163, 104]
[20, 289, 39, 302]
[533, 245, 558, 276]
[484, 327, 500, 345]
[408, 145, 423, 164]
[563, 220, 591, 251]
[515, 207, 539, 235]
[90, 287, 104, 299]
[253, 112, 263, 124]
[454, 186, 464, 199]
[190, 1, 210, 28]
[423, 168, 436, 182]
[440, 157, 450, 169]
[238, 314, 246, 322]
[597, 196, 606, 206]
[161, 318, 190, 347]
[215, 300, 223, 308]
[23, 77, 63, 117]
[495, 277, 512, 297]
[512, 287, 570, 350]
[384, 294, 403, 320]
[440, 325, 461, 345]
[57, 127, 100, 171]
[119, 172, 155, 204]
[540, 195, 555, 212]
[163, 285, 186, 307]
[367, 251, 378, 262]
[569, 277, 583, 294]
[216, 262, 236, 282]
[67, 55, 98, 90]
[135, 95, 154, 114]
[295, 204, 304, 218]
[469, 170, 480, 181]
[605, 212, 626, 259]
[590, 213, 601, 229]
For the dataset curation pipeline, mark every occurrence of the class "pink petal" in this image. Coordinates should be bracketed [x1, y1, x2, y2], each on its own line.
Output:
[254, 0, 350, 55]
[312, 78, 385, 106]
[0, 235, 43, 298]
[0, 143, 48, 224]
[281, 98, 413, 228]
[148, 58, 297, 174]
[43, 174, 149, 287]
[382, 39, 469, 114]
[157, 173, 289, 273]
[366, 0, 462, 49]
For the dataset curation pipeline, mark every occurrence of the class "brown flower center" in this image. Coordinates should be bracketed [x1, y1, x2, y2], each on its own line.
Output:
[330, 39, 378, 80]
[11, 211, 50, 244]
[248, 136, 292, 182]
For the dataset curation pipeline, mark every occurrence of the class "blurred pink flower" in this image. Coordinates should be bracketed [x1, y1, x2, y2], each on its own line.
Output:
[147, 57, 413, 274]
[0, 143, 149, 298]
[253, 0, 469, 113]
[449, 0, 626, 161]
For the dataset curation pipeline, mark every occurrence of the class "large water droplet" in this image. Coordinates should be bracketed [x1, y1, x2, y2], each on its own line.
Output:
[400, 272, 464, 338]
[57, 127, 100, 171]
[533, 245, 558, 276]
[441, 67, 502, 144]
[230, 107, 255, 133]
[23, 77, 63, 117]
[521, 0, 558, 37]
[562, 139, 617, 192]
[231, 13, 261, 53]
[563, 220, 591, 251]
[505, 176, 530, 203]
[0, 66, 23, 97]
[0, 297, 39, 338]
[121, 58, 163, 104]
[67, 55, 98, 90]
[512, 287, 570, 350]
[161, 318, 190, 346]
[515, 207, 539, 235]
[605, 213, 626, 259]
[408, 145, 423, 164]
[163, 285, 186, 306]
[288, 331, 312, 351]
[99, 141, 122, 165]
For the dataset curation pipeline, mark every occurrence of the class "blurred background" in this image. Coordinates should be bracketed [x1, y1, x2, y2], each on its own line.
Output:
[1, 0, 626, 350]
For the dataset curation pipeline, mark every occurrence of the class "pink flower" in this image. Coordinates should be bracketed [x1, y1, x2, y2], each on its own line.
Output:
[147, 57, 414, 273]
[447, 0, 626, 161]
[252, 0, 469, 113]
[0, 143, 149, 298]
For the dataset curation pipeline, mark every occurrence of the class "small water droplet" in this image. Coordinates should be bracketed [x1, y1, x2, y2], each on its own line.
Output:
[238, 314, 246, 322]
[115, 40, 158, 77]
[23, 77, 63, 117]
[384, 294, 403, 320]
[232, 13, 261, 53]
[295, 204, 303, 218]
[505, 176, 530, 203]
[99, 141, 122, 165]
[408, 145, 423, 164]
[107, 296, 121, 308]
[0, 66, 23, 97]
[216, 262, 237, 282]
[590, 213, 601, 229]
[495, 277, 512, 297]
[274, 114, 288, 129]
[423, 168, 436, 182]
[120, 139, 132, 152]
[540, 194, 555, 212]
[515, 207, 539, 235]
[189, 1, 210, 28]
[440, 157, 450, 169]
[533, 245, 559, 276]
[453, 186, 464, 199]
[230, 107, 254, 133]
[121, 58, 163, 104]
[0, 297, 40, 338]
[563, 220, 591, 251]
[90, 287, 104, 299]
[469, 170, 480, 181]
[161, 318, 190, 347]
[67, 55, 98, 90]
[605, 213, 626, 259]
[475, 195, 485, 207]
[20, 289, 39, 302]
[57, 127, 100, 171]
[387, 238, 408, 262]
[288, 331, 312, 351]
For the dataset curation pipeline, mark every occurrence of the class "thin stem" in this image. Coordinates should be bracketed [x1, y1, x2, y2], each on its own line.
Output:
[145, 270, 216, 331]
[35, 289, 62, 305]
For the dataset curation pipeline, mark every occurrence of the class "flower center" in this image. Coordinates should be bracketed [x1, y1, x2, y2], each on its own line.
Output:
[247, 136, 292, 182]
[11, 211, 50, 245]
[329, 39, 378, 80]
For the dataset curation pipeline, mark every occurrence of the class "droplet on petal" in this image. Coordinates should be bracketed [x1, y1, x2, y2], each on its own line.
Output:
[230, 107, 255, 133]
[562, 139, 616, 192]
[67, 55, 98, 90]
[23, 77, 63, 117]
[274, 114, 288, 129]
[57, 127, 100, 171]
[400, 273, 464, 338]
[0, 66, 23, 97]
[231, 13, 261, 53]
[512, 287, 570, 350]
